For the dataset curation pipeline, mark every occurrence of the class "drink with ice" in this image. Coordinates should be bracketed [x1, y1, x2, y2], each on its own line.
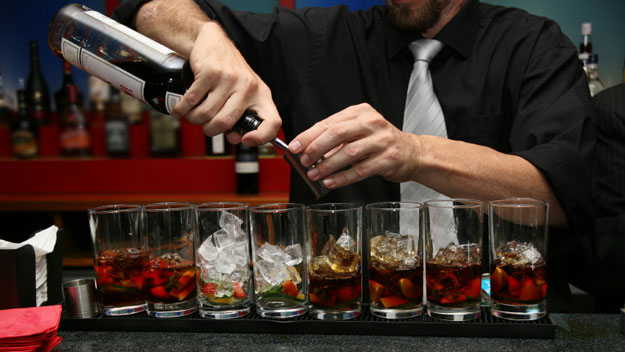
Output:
[309, 232, 361, 312]
[426, 243, 482, 308]
[425, 199, 483, 321]
[307, 203, 362, 320]
[489, 198, 549, 321]
[369, 232, 423, 313]
[491, 241, 547, 305]
[196, 204, 251, 319]
[251, 203, 308, 318]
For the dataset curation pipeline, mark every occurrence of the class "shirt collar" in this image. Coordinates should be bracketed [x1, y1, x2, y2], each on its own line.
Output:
[387, 0, 481, 60]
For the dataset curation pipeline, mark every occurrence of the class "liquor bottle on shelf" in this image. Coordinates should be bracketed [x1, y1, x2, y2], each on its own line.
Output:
[26, 41, 51, 124]
[88, 75, 110, 115]
[59, 83, 92, 156]
[587, 54, 604, 97]
[0, 68, 14, 125]
[206, 133, 228, 156]
[54, 60, 83, 113]
[149, 110, 180, 157]
[105, 87, 130, 158]
[578, 23, 592, 69]
[121, 92, 144, 124]
[235, 144, 259, 194]
[10, 79, 38, 159]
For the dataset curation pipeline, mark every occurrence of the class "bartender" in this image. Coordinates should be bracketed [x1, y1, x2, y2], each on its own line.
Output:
[113, 0, 596, 312]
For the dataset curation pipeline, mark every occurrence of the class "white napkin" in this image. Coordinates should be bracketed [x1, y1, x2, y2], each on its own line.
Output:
[0, 225, 59, 306]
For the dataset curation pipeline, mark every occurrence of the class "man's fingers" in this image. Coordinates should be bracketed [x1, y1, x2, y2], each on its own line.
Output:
[172, 76, 212, 119]
[320, 157, 381, 189]
[307, 139, 374, 181]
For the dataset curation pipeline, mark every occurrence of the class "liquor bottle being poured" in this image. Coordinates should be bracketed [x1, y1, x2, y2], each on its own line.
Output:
[48, 3, 328, 199]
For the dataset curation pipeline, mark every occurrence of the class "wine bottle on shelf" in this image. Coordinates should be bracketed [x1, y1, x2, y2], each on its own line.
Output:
[0, 68, 14, 125]
[105, 87, 130, 158]
[149, 110, 180, 157]
[235, 144, 259, 194]
[578, 22, 592, 69]
[10, 79, 38, 159]
[54, 60, 83, 113]
[206, 133, 228, 156]
[26, 41, 51, 125]
[59, 83, 91, 156]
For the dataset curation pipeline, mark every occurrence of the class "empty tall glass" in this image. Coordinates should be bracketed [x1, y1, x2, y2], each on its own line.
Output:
[142, 202, 197, 318]
[366, 202, 423, 319]
[250, 203, 308, 319]
[425, 199, 483, 321]
[489, 198, 549, 321]
[306, 203, 362, 320]
[195, 202, 251, 319]
[88, 204, 146, 316]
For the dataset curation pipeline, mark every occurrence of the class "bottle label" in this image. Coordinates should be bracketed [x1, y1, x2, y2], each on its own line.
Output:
[235, 161, 259, 174]
[84, 10, 175, 57]
[165, 92, 182, 115]
[211, 134, 225, 154]
[61, 38, 146, 103]
[59, 127, 91, 150]
[106, 120, 129, 152]
[11, 130, 38, 158]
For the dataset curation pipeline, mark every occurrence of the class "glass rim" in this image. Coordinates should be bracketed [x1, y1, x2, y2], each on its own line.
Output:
[88, 204, 141, 215]
[142, 202, 196, 212]
[365, 201, 422, 211]
[250, 202, 305, 213]
[424, 198, 482, 209]
[197, 202, 249, 212]
[306, 203, 361, 212]
[489, 197, 548, 208]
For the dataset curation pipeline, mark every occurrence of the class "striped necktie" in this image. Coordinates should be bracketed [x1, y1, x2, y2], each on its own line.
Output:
[400, 39, 448, 204]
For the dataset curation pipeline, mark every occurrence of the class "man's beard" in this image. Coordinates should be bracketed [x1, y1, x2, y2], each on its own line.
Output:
[387, 0, 451, 32]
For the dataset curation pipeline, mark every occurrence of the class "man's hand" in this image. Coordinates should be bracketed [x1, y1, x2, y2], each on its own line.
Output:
[171, 22, 281, 146]
[288, 103, 422, 189]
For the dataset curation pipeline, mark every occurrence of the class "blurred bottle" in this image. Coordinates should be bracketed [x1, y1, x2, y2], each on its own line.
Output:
[578, 22, 592, 70]
[206, 133, 228, 156]
[587, 54, 604, 97]
[235, 144, 259, 194]
[54, 60, 83, 113]
[121, 92, 144, 124]
[88, 75, 110, 117]
[622, 56, 625, 83]
[10, 79, 38, 159]
[0, 68, 14, 125]
[149, 110, 180, 157]
[59, 83, 91, 156]
[25, 41, 51, 124]
[105, 88, 130, 158]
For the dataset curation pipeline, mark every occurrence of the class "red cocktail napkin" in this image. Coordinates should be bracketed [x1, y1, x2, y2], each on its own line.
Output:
[0, 305, 62, 352]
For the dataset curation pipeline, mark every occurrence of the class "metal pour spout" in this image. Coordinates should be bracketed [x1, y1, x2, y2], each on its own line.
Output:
[234, 114, 330, 200]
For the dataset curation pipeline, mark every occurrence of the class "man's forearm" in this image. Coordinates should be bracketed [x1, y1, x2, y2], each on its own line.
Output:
[414, 135, 568, 227]
[135, 0, 213, 57]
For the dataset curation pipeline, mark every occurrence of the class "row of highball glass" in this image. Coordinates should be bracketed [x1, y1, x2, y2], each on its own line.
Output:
[87, 198, 548, 321]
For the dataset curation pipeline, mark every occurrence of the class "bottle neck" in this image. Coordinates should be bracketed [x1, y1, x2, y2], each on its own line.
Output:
[17, 90, 27, 113]
[30, 43, 40, 70]
[62, 62, 74, 85]
[67, 85, 78, 104]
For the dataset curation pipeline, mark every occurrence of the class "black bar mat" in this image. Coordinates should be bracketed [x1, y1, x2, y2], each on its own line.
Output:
[60, 305, 555, 339]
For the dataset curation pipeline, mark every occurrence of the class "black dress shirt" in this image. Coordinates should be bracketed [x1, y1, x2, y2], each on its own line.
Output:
[115, 0, 595, 232]
[114, 0, 597, 311]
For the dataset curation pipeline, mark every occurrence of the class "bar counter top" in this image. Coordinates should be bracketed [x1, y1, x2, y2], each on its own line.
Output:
[56, 313, 624, 351]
